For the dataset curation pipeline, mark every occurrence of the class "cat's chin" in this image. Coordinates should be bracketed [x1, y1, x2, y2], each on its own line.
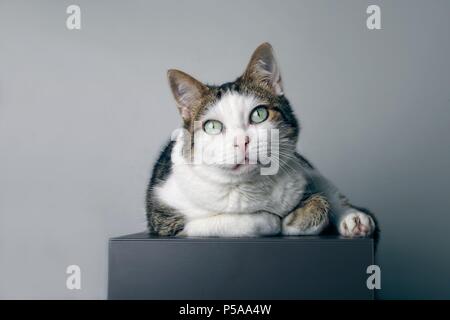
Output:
[192, 163, 260, 180]
[222, 163, 260, 176]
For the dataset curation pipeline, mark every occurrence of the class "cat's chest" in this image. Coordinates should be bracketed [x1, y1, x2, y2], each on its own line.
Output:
[158, 168, 307, 217]
[218, 178, 306, 215]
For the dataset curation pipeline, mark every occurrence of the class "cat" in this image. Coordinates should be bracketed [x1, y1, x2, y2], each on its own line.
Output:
[146, 43, 377, 238]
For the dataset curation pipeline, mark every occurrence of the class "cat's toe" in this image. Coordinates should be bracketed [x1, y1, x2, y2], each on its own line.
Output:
[339, 211, 375, 237]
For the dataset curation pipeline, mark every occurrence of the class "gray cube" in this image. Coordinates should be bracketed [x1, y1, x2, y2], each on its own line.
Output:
[108, 232, 375, 300]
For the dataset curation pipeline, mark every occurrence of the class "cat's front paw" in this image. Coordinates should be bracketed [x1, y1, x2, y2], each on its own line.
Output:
[282, 194, 329, 235]
[339, 210, 375, 238]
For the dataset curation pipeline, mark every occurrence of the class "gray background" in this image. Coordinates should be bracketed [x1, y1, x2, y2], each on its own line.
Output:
[0, 0, 449, 299]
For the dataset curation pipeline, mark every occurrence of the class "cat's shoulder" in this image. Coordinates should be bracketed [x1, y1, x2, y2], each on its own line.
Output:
[149, 139, 175, 187]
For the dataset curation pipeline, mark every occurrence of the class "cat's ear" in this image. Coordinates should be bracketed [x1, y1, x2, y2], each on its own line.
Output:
[242, 42, 283, 95]
[167, 69, 209, 121]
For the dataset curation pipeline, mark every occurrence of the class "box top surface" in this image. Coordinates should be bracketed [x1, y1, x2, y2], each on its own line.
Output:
[110, 232, 373, 243]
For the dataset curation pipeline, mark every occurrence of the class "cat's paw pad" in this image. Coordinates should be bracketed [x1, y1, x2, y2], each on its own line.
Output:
[339, 211, 375, 237]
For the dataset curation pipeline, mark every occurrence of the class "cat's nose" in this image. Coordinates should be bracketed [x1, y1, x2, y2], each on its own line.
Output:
[234, 135, 250, 149]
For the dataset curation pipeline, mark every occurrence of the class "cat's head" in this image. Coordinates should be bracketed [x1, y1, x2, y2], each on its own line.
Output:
[168, 43, 299, 179]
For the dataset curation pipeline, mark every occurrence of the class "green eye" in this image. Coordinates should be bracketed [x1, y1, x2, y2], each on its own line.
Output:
[250, 105, 269, 124]
[203, 120, 223, 135]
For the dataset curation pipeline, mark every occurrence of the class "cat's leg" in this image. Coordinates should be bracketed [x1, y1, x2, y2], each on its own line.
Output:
[179, 212, 281, 237]
[281, 194, 330, 235]
[293, 156, 377, 238]
[147, 202, 186, 236]
[335, 194, 376, 238]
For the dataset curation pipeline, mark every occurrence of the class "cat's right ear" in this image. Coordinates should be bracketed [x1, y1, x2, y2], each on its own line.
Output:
[167, 69, 208, 122]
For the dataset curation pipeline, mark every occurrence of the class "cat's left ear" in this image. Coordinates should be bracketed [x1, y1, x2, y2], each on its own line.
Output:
[242, 42, 283, 95]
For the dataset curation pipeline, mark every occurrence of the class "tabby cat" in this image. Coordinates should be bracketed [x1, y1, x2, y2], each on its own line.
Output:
[146, 43, 377, 238]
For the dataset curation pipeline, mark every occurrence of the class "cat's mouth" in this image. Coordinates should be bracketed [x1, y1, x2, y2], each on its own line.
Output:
[231, 157, 250, 170]
[231, 164, 242, 171]
[231, 164, 244, 171]
[213, 152, 261, 174]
